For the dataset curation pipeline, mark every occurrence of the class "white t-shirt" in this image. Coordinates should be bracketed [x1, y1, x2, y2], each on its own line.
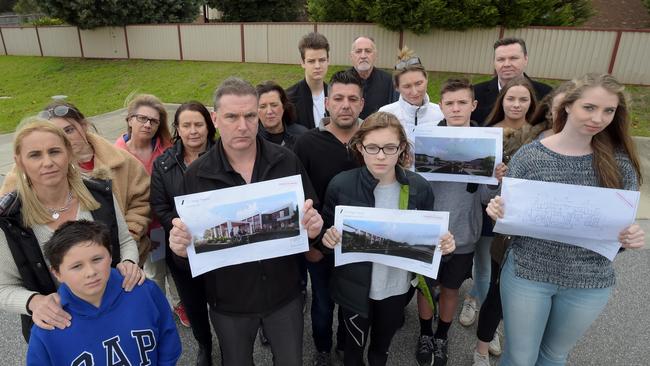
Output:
[312, 90, 325, 126]
[368, 181, 412, 300]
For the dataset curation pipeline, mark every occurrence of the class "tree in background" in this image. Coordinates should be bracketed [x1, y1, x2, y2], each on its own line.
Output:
[35, 0, 203, 29]
[0, 0, 17, 12]
[12, 0, 38, 13]
[307, 0, 593, 34]
[207, 0, 301, 21]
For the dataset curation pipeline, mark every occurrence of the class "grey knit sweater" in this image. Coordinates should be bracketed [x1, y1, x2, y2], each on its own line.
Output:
[507, 140, 638, 288]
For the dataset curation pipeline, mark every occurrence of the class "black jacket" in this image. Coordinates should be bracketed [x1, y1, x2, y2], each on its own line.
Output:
[150, 139, 215, 268]
[287, 79, 328, 130]
[257, 122, 308, 151]
[349, 67, 399, 120]
[182, 136, 318, 316]
[322, 166, 434, 317]
[0, 178, 121, 342]
[471, 74, 552, 126]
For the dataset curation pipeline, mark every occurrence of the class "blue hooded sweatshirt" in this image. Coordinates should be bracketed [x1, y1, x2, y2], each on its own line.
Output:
[26, 268, 181, 365]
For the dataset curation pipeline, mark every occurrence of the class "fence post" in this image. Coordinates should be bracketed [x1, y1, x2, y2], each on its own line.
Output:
[498, 26, 505, 39]
[240, 23, 246, 63]
[314, 23, 317, 33]
[77, 27, 85, 58]
[177, 24, 183, 61]
[35, 25, 43, 56]
[608, 30, 623, 74]
[124, 26, 130, 59]
[399, 30, 404, 50]
[0, 27, 7, 55]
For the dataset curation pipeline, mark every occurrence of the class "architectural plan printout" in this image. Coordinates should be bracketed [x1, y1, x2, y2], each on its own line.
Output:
[493, 177, 640, 260]
[334, 205, 448, 278]
[412, 125, 503, 185]
[174, 175, 308, 277]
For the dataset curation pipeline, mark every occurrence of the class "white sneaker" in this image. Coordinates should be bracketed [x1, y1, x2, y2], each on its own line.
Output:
[459, 297, 478, 326]
[472, 350, 490, 366]
[488, 330, 502, 356]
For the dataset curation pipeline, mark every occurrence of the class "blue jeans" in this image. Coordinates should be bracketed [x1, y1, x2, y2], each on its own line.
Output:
[307, 253, 345, 353]
[468, 235, 492, 304]
[499, 253, 612, 366]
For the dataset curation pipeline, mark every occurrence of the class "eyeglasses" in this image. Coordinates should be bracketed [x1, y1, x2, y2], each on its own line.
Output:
[38, 105, 78, 120]
[129, 114, 160, 126]
[394, 57, 422, 70]
[361, 144, 400, 155]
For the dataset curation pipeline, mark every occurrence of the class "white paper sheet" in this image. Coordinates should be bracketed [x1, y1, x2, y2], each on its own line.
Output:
[412, 126, 503, 185]
[493, 177, 640, 261]
[333, 205, 448, 279]
[174, 175, 308, 277]
[149, 227, 166, 262]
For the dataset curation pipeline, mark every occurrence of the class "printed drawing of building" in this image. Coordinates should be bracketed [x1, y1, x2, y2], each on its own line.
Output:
[202, 203, 297, 240]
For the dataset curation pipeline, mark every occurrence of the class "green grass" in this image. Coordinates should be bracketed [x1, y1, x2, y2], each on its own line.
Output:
[0, 55, 648, 136]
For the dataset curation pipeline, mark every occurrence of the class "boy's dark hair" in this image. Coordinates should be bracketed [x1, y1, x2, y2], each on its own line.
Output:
[44, 220, 112, 271]
[440, 78, 475, 99]
[493, 37, 527, 56]
[328, 70, 363, 95]
[298, 32, 330, 61]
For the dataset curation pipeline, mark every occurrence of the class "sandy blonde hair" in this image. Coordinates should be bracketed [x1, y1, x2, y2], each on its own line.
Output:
[392, 46, 427, 88]
[554, 73, 642, 188]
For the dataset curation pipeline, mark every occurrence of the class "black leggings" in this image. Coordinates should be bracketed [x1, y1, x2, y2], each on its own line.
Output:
[341, 292, 409, 366]
[476, 259, 502, 342]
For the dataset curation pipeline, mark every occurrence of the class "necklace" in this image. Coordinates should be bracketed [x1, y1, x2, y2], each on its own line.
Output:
[46, 191, 74, 220]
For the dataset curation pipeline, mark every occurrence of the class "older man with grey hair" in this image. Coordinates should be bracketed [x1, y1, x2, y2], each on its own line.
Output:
[167, 77, 323, 366]
[348, 36, 398, 119]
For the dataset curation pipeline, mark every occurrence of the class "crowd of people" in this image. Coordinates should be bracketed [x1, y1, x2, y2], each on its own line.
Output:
[0, 33, 645, 366]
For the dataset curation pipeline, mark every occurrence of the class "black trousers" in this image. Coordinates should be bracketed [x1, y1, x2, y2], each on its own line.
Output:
[166, 252, 212, 348]
[476, 259, 502, 342]
[209, 295, 304, 366]
[341, 292, 409, 366]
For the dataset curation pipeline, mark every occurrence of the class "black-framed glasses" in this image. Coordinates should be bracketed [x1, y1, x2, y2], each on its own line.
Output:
[361, 144, 400, 155]
[394, 57, 422, 70]
[129, 114, 160, 126]
[38, 105, 77, 120]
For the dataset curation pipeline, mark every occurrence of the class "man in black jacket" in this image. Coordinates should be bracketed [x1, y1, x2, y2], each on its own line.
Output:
[287, 32, 330, 130]
[348, 36, 398, 119]
[293, 70, 365, 365]
[168, 77, 323, 366]
[471, 37, 552, 126]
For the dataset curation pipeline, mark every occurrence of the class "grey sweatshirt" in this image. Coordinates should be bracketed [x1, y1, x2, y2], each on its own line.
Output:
[430, 181, 497, 254]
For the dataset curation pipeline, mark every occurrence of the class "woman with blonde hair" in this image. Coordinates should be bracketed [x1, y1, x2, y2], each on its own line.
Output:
[379, 47, 444, 143]
[489, 73, 644, 365]
[0, 119, 144, 342]
[1, 101, 151, 263]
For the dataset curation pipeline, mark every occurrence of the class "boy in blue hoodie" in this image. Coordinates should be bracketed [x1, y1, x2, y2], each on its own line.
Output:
[27, 220, 182, 366]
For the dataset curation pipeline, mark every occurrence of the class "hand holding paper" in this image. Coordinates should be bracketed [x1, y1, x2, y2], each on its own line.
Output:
[169, 217, 191, 258]
[302, 199, 323, 239]
[439, 232, 456, 255]
[322, 226, 341, 249]
[486, 196, 504, 220]
[618, 223, 645, 249]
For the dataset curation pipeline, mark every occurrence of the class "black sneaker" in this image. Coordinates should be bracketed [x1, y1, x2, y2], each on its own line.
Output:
[432, 337, 448, 366]
[415, 334, 433, 366]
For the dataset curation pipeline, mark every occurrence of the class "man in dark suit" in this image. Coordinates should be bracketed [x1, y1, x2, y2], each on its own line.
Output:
[287, 32, 330, 130]
[348, 36, 398, 119]
[472, 37, 552, 126]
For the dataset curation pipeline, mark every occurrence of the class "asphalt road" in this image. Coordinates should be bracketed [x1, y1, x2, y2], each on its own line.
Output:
[1, 238, 647, 365]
